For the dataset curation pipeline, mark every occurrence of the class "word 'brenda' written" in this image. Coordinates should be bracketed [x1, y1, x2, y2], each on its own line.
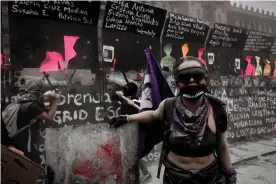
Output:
[53, 93, 120, 124]
[58, 93, 112, 105]
[10, 1, 95, 24]
[104, 1, 160, 37]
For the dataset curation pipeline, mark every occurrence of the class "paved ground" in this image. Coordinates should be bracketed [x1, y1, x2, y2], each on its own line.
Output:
[236, 153, 276, 184]
[140, 138, 276, 184]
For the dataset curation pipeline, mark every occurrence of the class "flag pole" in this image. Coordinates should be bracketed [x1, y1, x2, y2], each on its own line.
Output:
[116, 91, 141, 110]
[121, 71, 129, 84]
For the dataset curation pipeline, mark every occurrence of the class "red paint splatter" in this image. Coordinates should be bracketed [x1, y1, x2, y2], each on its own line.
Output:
[59, 178, 65, 183]
[0, 53, 2, 65]
[136, 73, 142, 80]
[72, 159, 94, 177]
[71, 137, 133, 183]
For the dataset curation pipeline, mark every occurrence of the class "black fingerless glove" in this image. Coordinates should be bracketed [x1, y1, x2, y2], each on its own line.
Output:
[222, 168, 237, 184]
[225, 175, 237, 184]
[109, 115, 129, 128]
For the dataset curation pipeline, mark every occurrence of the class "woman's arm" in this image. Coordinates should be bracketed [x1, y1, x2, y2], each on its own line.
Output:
[39, 98, 59, 121]
[217, 133, 233, 171]
[127, 99, 166, 123]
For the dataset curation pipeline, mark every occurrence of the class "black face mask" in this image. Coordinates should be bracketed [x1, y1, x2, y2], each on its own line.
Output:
[179, 84, 207, 101]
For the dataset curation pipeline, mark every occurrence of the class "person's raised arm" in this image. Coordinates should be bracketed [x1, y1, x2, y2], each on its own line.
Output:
[109, 99, 166, 128]
[38, 91, 60, 121]
[38, 98, 59, 121]
[127, 99, 165, 123]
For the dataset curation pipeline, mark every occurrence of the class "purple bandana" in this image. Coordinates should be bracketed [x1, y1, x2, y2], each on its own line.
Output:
[171, 96, 210, 147]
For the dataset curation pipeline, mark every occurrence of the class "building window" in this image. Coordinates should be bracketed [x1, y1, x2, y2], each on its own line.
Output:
[258, 23, 263, 32]
[268, 26, 273, 34]
[263, 24, 268, 33]
[253, 22, 258, 31]
[217, 14, 221, 23]
[235, 18, 241, 27]
[240, 19, 245, 28]
[247, 21, 253, 30]
[196, 9, 200, 18]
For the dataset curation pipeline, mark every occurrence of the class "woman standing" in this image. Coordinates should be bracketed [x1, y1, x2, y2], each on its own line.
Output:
[109, 56, 236, 184]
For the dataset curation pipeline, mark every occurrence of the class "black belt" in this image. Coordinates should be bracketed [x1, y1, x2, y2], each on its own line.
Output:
[163, 156, 219, 177]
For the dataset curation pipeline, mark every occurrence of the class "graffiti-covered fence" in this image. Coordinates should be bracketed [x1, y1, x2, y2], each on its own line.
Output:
[1, 1, 276, 184]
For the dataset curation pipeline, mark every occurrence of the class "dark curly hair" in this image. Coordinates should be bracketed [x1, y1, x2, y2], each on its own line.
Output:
[123, 82, 138, 97]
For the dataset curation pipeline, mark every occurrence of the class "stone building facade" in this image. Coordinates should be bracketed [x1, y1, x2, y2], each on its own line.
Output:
[228, 2, 276, 34]
[145, 1, 276, 34]
[2, 1, 276, 60]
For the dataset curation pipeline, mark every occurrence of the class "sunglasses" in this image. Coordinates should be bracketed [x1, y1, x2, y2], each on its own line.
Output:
[175, 67, 207, 85]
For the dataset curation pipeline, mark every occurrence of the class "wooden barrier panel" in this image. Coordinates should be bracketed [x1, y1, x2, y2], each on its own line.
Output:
[1, 145, 44, 184]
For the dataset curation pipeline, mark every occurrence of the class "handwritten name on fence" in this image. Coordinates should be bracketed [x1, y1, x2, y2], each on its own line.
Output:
[244, 31, 275, 52]
[211, 87, 275, 141]
[8, 1, 101, 25]
[163, 12, 209, 43]
[103, 0, 166, 38]
[208, 23, 247, 48]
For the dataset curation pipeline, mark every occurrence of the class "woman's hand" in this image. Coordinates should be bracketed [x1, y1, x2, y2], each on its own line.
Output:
[44, 90, 60, 103]
[8, 146, 24, 156]
[222, 169, 237, 184]
[128, 100, 135, 105]
[116, 91, 124, 97]
[109, 115, 129, 128]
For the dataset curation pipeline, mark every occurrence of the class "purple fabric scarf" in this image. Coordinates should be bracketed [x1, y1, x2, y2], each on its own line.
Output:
[171, 96, 210, 142]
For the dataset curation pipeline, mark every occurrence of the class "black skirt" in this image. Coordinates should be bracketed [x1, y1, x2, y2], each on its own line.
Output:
[163, 157, 226, 184]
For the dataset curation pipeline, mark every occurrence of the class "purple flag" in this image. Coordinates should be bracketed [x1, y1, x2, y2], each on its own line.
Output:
[138, 48, 175, 158]
[140, 48, 174, 110]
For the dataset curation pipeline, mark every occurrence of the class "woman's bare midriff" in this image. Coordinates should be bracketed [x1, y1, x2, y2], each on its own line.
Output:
[167, 106, 216, 170]
[167, 151, 216, 178]
[168, 151, 216, 170]
[166, 105, 217, 177]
